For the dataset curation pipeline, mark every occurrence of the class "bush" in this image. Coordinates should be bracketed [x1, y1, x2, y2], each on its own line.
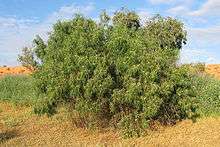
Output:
[182, 63, 206, 75]
[194, 75, 220, 116]
[17, 47, 37, 71]
[0, 75, 37, 106]
[17, 35, 46, 70]
[22, 9, 198, 137]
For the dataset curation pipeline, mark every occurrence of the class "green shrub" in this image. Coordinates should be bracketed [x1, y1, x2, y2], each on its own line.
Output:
[21, 9, 198, 138]
[0, 75, 37, 106]
[194, 75, 220, 116]
[182, 63, 206, 75]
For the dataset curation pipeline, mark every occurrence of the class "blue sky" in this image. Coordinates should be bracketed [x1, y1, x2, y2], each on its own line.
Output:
[0, 0, 220, 65]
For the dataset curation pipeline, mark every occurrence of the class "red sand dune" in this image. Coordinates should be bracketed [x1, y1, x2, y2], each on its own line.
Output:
[1, 65, 220, 79]
[0, 66, 32, 76]
[205, 64, 220, 79]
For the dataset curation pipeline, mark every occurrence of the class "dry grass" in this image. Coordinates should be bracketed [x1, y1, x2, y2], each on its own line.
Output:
[0, 102, 220, 147]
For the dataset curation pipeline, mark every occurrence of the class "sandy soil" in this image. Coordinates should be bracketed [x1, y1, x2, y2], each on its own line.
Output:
[0, 64, 220, 78]
[0, 66, 32, 76]
[0, 102, 220, 147]
[206, 64, 220, 79]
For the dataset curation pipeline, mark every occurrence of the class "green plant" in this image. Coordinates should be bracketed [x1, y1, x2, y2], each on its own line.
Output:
[17, 47, 37, 71]
[1, 116, 22, 127]
[182, 63, 206, 75]
[17, 35, 46, 70]
[194, 75, 220, 116]
[0, 75, 37, 106]
[28, 9, 198, 138]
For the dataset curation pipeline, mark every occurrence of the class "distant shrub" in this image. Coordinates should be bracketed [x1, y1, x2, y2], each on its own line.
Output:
[17, 35, 46, 71]
[23, 9, 198, 138]
[17, 47, 37, 71]
[182, 63, 206, 75]
[0, 75, 37, 106]
[194, 63, 206, 73]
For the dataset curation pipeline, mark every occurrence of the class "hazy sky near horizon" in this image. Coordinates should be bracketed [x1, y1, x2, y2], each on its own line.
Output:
[0, 0, 220, 65]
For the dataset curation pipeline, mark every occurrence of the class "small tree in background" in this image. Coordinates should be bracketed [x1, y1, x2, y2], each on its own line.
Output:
[18, 47, 37, 70]
[18, 35, 46, 71]
[25, 9, 199, 138]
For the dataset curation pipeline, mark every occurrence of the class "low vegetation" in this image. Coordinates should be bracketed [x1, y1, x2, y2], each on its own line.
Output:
[0, 75, 37, 106]
[195, 75, 220, 116]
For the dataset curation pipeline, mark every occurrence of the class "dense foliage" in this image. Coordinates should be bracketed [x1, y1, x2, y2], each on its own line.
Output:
[0, 75, 37, 106]
[194, 75, 220, 116]
[19, 9, 199, 137]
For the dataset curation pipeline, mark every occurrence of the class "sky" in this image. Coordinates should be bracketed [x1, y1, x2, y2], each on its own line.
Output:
[0, 0, 220, 66]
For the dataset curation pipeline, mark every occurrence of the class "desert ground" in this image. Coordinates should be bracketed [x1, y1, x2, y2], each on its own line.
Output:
[206, 64, 220, 79]
[0, 102, 220, 147]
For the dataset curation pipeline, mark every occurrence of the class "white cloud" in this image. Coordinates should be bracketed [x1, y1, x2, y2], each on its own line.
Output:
[149, 0, 193, 5]
[188, 25, 220, 43]
[137, 9, 151, 24]
[48, 3, 94, 22]
[166, 3, 209, 24]
[179, 25, 220, 64]
[0, 17, 17, 28]
[165, 0, 195, 16]
[167, 6, 189, 15]
[0, 3, 95, 65]
[189, 0, 220, 16]
[149, 0, 174, 5]
[180, 48, 217, 64]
